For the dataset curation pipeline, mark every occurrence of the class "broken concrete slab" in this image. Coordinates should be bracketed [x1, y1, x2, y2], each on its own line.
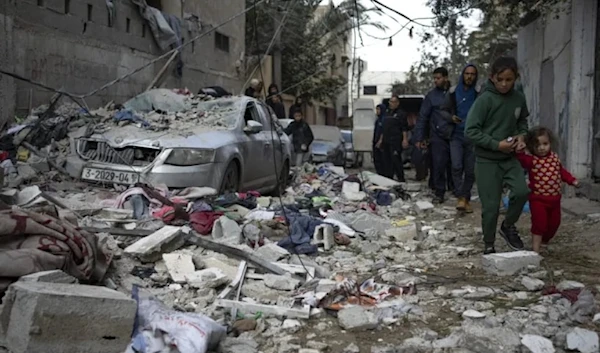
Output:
[1, 281, 136, 353]
[566, 327, 599, 353]
[556, 280, 585, 291]
[162, 252, 195, 283]
[385, 220, 418, 242]
[185, 268, 230, 289]
[255, 243, 290, 262]
[19, 270, 78, 284]
[312, 224, 335, 250]
[462, 310, 486, 319]
[203, 257, 240, 282]
[521, 276, 545, 291]
[521, 334, 555, 353]
[124, 226, 185, 262]
[481, 251, 542, 276]
[263, 274, 300, 291]
[337, 306, 378, 331]
[415, 201, 435, 211]
[361, 171, 400, 188]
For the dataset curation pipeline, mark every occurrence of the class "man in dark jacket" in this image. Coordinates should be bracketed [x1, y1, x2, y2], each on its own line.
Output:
[284, 109, 314, 167]
[414, 67, 453, 204]
[381, 95, 408, 182]
[372, 103, 386, 175]
[441, 64, 479, 212]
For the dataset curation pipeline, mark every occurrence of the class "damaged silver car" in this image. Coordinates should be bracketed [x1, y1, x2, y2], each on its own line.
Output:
[65, 91, 292, 194]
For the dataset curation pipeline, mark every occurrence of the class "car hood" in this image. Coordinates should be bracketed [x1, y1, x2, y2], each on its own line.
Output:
[74, 124, 239, 149]
[312, 140, 338, 155]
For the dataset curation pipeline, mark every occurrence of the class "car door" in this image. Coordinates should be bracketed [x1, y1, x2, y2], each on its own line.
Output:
[240, 102, 268, 190]
[256, 103, 283, 185]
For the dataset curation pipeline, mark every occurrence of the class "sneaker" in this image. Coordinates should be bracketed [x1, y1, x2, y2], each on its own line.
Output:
[456, 198, 467, 211]
[499, 222, 524, 250]
[483, 245, 496, 254]
[432, 195, 444, 204]
[464, 201, 474, 214]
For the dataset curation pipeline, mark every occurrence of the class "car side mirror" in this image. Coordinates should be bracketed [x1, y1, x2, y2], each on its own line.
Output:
[244, 120, 263, 134]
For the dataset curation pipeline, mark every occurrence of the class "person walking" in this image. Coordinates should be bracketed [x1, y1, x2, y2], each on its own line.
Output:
[372, 103, 386, 175]
[284, 109, 314, 167]
[465, 56, 530, 254]
[442, 64, 479, 212]
[381, 95, 408, 182]
[288, 96, 304, 119]
[414, 67, 453, 204]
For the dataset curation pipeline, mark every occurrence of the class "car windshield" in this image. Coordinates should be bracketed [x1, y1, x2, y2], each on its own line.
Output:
[194, 99, 241, 129]
[341, 131, 352, 143]
[311, 125, 342, 142]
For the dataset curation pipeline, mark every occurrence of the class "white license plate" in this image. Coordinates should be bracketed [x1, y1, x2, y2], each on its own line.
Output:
[82, 168, 140, 185]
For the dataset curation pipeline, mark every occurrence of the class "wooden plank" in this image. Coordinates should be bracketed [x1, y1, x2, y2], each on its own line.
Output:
[216, 300, 310, 319]
[217, 261, 248, 300]
[186, 233, 288, 277]
[231, 261, 248, 320]
[83, 227, 153, 237]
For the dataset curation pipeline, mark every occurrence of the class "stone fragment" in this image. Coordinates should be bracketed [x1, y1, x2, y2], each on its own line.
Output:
[349, 211, 391, 234]
[521, 276, 545, 291]
[385, 221, 418, 242]
[462, 310, 486, 319]
[202, 257, 239, 281]
[298, 349, 320, 353]
[312, 224, 335, 250]
[219, 337, 259, 353]
[263, 274, 300, 291]
[255, 243, 290, 262]
[185, 268, 229, 289]
[19, 270, 78, 284]
[212, 216, 242, 244]
[415, 200, 434, 211]
[338, 306, 378, 331]
[16, 163, 37, 181]
[124, 226, 185, 262]
[343, 343, 360, 353]
[342, 181, 366, 201]
[557, 280, 585, 291]
[282, 319, 302, 333]
[593, 313, 600, 323]
[316, 279, 337, 293]
[482, 251, 542, 276]
[566, 327, 599, 353]
[521, 334, 555, 353]
[162, 252, 195, 283]
[1, 282, 135, 353]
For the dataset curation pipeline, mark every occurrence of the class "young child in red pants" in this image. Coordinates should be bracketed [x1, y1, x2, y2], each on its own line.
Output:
[516, 126, 579, 253]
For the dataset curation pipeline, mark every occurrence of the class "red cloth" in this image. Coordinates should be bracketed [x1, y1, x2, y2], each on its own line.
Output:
[542, 286, 582, 303]
[0, 151, 8, 162]
[516, 152, 577, 202]
[189, 211, 224, 235]
[530, 198, 562, 242]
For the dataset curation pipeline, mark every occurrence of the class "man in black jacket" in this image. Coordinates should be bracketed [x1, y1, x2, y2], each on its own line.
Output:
[381, 95, 408, 182]
[284, 109, 314, 167]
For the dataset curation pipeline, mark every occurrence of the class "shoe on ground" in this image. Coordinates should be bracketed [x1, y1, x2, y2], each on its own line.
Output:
[432, 195, 444, 204]
[456, 197, 467, 211]
[464, 201, 473, 213]
[499, 222, 524, 250]
[483, 244, 496, 254]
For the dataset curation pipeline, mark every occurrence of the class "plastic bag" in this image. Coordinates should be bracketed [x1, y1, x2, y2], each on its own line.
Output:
[127, 285, 227, 353]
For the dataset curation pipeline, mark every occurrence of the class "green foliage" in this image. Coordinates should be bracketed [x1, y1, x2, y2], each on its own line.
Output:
[246, 0, 385, 103]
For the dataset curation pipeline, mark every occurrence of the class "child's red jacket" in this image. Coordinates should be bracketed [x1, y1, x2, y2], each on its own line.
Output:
[516, 152, 577, 201]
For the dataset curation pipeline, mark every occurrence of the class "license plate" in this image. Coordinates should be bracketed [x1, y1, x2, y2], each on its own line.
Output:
[82, 168, 139, 184]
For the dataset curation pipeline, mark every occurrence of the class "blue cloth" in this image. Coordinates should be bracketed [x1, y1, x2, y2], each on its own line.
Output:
[453, 64, 478, 134]
[373, 104, 386, 145]
[414, 86, 448, 142]
[277, 213, 322, 255]
[113, 109, 150, 128]
[450, 135, 475, 199]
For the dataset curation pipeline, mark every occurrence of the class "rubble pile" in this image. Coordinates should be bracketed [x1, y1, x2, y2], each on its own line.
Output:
[0, 93, 599, 352]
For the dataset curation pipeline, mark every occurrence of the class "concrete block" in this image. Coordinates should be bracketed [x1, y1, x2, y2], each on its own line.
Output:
[521, 276, 544, 291]
[312, 224, 335, 250]
[556, 280, 585, 291]
[385, 221, 418, 242]
[263, 274, 300, 291]
[337, 306, 378, 331]
[415, 201, 435, 211]
[402, 182, 422, 192]
[124, 226, 185, 262]
[567, 327, 599, 353]
[255, 243, 290, 262]
[19, 270, 78, 284]
[482, 251, 542, 276]
[1, 281, 136, 353]
[162, 252, 195, 283]
[185, 268, 229, 289]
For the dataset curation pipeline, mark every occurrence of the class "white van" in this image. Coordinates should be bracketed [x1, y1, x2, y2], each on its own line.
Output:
[351, 98, 376, 152]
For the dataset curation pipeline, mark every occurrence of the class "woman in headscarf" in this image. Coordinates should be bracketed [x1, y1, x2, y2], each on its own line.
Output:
[372, 103, 386, 175]
[288, 96, 304, 119]
[266, 84, 286, 119]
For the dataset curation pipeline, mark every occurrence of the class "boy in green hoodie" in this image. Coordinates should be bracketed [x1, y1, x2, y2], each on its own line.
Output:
[465, 57, 530, 254]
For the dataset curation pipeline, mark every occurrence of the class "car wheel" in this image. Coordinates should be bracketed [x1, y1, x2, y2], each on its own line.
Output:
[272, 160, 289, 196]
[219, 161, 240, 194]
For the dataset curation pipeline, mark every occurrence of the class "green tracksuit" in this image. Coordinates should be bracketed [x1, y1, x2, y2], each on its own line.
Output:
[465, 80, 530, 245]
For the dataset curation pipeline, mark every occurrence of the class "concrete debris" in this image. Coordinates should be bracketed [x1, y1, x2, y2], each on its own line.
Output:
[521, 334, 555, 353]
[481, 251, 542, 276]
[1, 281, 136, 353]
[263, 274, 300, 291]
[462, 309, 486, 319]
[255, 243, 290, 262]
[162, 252, 195, 283]
[415, 200, 435, 211]
[337, 306, 379, 331]
[185, 268, 230, 289]
[557, 280, 586, 291]
[124, 226, 185, 262]
[521, 276, 545, 291]
[566, 327, 599, 353]
[18, 270, 78, 284]
[385, 220, 418, 242]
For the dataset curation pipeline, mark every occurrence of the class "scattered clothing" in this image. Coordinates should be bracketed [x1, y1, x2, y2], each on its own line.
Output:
[277, 213, 322, 255]
[189, 211, 224, 235]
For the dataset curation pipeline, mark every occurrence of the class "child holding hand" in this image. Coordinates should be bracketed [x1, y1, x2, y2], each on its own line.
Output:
[516, 126, 579, 253]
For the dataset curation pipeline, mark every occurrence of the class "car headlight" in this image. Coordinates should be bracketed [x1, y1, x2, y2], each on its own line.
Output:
[164, 149, 215, 166]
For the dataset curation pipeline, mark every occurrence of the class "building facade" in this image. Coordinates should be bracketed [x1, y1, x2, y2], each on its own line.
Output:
[0, 0, 245, 127]
[517, 0, 599, 198]
[350, 68, 407, 110]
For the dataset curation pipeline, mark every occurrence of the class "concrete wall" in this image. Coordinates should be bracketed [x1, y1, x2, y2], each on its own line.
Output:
[517, 0, 597, 181]
[0, 8, 16, 129]
[0, 0, 245, 125]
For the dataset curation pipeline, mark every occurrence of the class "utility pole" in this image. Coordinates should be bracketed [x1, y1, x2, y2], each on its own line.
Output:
[273, 2, 283, 90]
[357, 57, 362, 99]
